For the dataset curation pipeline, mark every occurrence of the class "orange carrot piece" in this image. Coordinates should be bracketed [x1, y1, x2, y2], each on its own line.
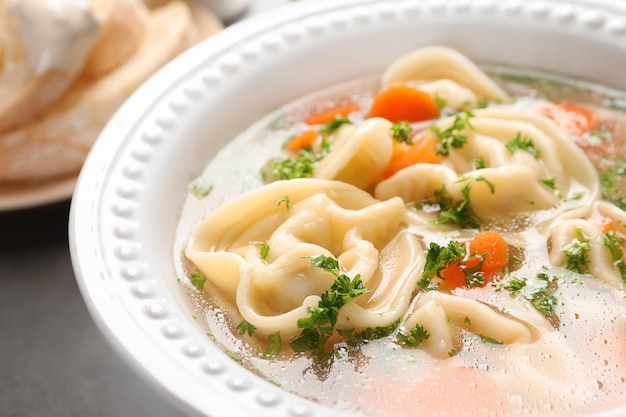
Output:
[368, 84, 440, 123]
[600, 218, 615, 234]
[537, 101, 599, 136]
[470, 230, 509, 273]
[305, 103, 361, 125]
[382, 135, 442, 178]
[287, 130, 319, 152]
[439, 261, 467, 291]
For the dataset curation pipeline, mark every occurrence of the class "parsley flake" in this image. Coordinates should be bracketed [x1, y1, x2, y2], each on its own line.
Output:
[430, 111, 474, 156]
[604, 230, 626, 284]
[421, 184, 483, 229]
[276, 196, 293, 209]
[263, 332, 282, 358]
[319, 116, 351, 136]
[397, 323, 430, 347]
[495, 272, 561, 317]
[391, 121, 413, 144]
[506, 132, 540, 158]
[289, 255, 371, 357]
[236, 320, 257, 337]
[188, 270, 207, 290]
[541, 177, 557, 190]
[562, 228, 591, 274]
[259, 242, 270, 260]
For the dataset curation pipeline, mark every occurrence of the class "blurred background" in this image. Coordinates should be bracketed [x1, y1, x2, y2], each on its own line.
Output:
[0, 1, 299, 416]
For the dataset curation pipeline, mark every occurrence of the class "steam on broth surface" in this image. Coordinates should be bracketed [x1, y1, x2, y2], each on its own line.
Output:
[175, 46, 626, 417]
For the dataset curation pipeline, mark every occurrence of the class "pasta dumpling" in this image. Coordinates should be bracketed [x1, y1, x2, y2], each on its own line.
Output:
[185, 179, 424, 336]
[376, 108, 599, 221]
[381, 45, 510, 105]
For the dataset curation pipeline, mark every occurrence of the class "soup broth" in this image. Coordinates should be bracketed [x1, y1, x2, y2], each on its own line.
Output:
[175, 47, 626, 417]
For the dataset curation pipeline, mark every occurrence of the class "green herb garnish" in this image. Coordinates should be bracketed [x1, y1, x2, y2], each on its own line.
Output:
[496, 272, 560, 317]
[473, 156, 486, 169]
[541, 177, 557, 190]
[479, 335, 503, 345]
[188, 269, 207, 290]
[421, 184, 483, 229]
[236, 320, 257, 337]
[289, 255, 370, 357]
[259, 242, 270, 260]
[188, 180, 213, 198]
[276, 196, 293, 209]
[263, 332, 282, 358]
[391, 121, 413, 144]
[562, 228, 591, 274]
[337, 320, 400, 345]
[430, 111, 474, 156]
[599, 155, 626, 210]
[604, 230, 626, 284]
[506, 132, 540, 158]
[319, 116, 351, 136]
[397, 323, 430, 347]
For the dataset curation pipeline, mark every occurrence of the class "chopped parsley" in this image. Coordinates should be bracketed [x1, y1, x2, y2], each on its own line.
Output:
[336, 320, 400, 345]
[473, 156, 486, 169]
[430, 111, 474, 156]
[561, 228, 591, 274]
[236, 319, 257, 337]
[541, 177, 557, 190]
[391, 121, 413, 144]
[276, 196, 292, 209]
[420, 240, 465, 289]
[319, 116, 351, 136]
[599, 155, 626, 210]
[603, 230, 626, 284]
[289, 255, 370, 358]
[267, 150, 318, 180]
[434, 94, 447, 109]
[419, 240, 485, 290]
[505, 132, 540, 158]
[188, 180, 213, 198]
[397, 323, 430, 347]
[259, 242, 270, 260]
[420, 184, 484, 229]
[188, 269, 207, 290]
[496, 271, 561, 317]
[263, 332, 282, 358]
[479, 334, 503, 345]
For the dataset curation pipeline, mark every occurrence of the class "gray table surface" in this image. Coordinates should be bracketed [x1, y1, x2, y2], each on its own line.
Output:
[0, 2, 294, 417]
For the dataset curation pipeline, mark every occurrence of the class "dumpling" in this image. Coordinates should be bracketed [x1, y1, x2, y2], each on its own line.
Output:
[375, 108, 600, 222]
[185, 179, 425, 336]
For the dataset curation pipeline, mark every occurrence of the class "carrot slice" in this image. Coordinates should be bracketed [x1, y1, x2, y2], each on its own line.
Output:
[382, 135, 442, 178]
[305, 103, 361, 125]
[287, 130, 319, 152]
[439, 231, 509, 291]
[537, 101, 598, 136]
[368, 84, 440, 123]
[470, 230, 509, 273]
[439, 261, 466, 290]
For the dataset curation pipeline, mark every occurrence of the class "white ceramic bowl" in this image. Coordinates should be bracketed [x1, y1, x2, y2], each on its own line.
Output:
[69, 1, 626, 416]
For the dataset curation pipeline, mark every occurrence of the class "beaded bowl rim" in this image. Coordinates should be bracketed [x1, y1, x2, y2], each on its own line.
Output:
[70, 1, 626, 416]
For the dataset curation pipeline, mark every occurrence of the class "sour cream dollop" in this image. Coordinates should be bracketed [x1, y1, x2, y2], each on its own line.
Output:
[5, 0, 101, 74]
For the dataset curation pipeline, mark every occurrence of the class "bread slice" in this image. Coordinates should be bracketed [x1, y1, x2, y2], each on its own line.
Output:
[0, 0, 149, 133]
[81, 0, 150, 79]
[0, 1, 221, 182]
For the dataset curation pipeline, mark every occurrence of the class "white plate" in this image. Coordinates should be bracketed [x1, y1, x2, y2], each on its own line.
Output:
[69, 1, 626, 416]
